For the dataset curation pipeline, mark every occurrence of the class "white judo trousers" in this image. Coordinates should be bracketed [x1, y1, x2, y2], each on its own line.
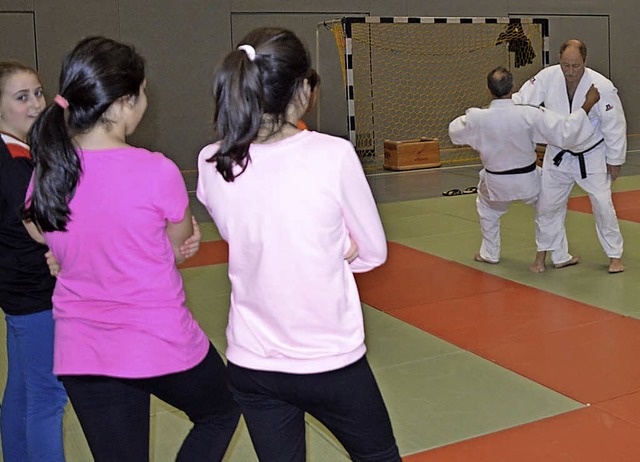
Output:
[449, 98, 596, 263]
[537, 169, 623, 262]
[514, 65, 627, 264]
[475, 172, 538, 263]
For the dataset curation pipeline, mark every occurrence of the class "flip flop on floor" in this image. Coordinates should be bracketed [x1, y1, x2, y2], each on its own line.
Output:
[442, 188, 463, 196]
[463, 186, 478, 194]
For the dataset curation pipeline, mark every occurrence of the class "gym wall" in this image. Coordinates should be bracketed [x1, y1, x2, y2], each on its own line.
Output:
[0, 0, 636, 170]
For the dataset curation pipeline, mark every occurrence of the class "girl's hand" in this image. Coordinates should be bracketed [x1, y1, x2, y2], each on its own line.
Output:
[45, 250, 61, 277]
[179, 216, 201, 259]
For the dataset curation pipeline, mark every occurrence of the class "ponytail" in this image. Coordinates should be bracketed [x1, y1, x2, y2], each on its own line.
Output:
[210, 49, 263, 182]
[208, 27, 311, 182]
[25, 102, 81, 232]
[24, 36, 145, 231]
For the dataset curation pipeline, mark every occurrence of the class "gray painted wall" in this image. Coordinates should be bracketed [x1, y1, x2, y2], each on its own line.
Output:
[1, 1, 636, 170]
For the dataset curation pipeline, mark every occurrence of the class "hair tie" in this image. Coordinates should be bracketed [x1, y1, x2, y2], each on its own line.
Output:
[54, 95, 69, 109]
[237, 44, 256, 61]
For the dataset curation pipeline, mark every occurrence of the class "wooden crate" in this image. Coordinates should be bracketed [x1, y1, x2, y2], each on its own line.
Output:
[383, 138, 441, 171]
[535, 143, 546, 167]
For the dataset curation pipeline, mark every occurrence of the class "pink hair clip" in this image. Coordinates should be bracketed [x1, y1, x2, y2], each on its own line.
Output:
[54, 94, 69, 109]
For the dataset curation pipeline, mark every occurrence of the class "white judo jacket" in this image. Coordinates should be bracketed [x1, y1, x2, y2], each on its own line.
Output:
[513, 65, 627, 176]
[449, 98, 596, 202]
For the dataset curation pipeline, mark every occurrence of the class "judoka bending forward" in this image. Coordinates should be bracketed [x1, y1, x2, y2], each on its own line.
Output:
[513, 39, 627, 273]
[449, 66, 598, 268]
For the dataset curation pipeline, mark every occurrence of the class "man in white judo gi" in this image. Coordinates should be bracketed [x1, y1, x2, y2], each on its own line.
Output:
[449, 66, 599, 268]
[513, 39, 627, 273]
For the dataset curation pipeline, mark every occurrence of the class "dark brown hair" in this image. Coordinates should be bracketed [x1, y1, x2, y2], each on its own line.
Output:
[209, 27, 311, 182]
[26, 36, 145, 231]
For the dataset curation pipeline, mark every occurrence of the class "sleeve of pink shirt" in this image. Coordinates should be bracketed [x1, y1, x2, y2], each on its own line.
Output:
[154, 154, 190, 223]
[338, 145, 387, 273]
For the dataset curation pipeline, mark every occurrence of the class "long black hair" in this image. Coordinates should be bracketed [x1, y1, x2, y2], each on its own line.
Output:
[209, 27, 311, 182]
[25, 36, 145, 231]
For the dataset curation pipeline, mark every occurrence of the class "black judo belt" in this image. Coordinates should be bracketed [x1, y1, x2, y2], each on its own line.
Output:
[552, 138, 605, 179]
[485, 162, 537, 175]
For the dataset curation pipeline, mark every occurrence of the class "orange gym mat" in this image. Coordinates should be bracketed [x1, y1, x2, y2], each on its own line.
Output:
[354, 242, 640, 461]
[568, 189, 640, 222]
[181, 238, 640, 460]
[178, 240, 228, 269]
[355, 242, 640, 406]
[403, 405, 640, 462]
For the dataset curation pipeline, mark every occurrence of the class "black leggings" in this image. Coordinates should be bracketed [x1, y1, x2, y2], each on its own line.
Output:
[228, 356, 401, 462]
[61, 343, 240, 462]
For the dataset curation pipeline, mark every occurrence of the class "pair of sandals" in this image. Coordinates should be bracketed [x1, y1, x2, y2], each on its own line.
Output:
[442, 186, 477, 197]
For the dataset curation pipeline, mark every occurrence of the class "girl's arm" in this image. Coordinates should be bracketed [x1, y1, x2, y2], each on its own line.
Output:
[33, 216, 199, 277]
[339, 146, 387, 272]
[166, 207, 194, 265]
[179, 216, 201, 260]
[22, 219, 46, 244]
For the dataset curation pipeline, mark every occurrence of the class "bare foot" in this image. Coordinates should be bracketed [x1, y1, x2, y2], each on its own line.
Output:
[609, 257, 624, 274]
[530, 251, 546, 273]
[474, 253, 498, 264]
[553, 256, 580, 269]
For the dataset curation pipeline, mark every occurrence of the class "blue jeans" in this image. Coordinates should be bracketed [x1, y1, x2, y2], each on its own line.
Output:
[1, 310, 67, 462]
[228, 356, 401, 462]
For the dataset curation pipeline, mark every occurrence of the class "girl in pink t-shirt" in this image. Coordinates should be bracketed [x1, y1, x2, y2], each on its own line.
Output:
[23, 36, 239, 462]
[197, 27, 400, 461]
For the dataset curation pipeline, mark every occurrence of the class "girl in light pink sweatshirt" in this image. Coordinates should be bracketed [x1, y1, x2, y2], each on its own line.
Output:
[197, 27, 400, 462]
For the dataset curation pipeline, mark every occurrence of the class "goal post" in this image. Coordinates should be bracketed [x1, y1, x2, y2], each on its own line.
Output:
[324, 16, 549, 171]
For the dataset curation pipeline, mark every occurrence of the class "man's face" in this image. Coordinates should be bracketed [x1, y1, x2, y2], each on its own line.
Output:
[560, 47, 586, 85]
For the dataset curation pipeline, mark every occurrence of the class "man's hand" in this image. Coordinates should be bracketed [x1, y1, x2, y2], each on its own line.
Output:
[45, 250, 60, 277]
[179, 216, 201, 259]
[607, 164, 622, 181]
[582, 84, 600, 113]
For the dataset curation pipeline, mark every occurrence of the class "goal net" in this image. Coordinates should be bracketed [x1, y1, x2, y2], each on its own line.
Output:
[325, 17, 548, 171]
